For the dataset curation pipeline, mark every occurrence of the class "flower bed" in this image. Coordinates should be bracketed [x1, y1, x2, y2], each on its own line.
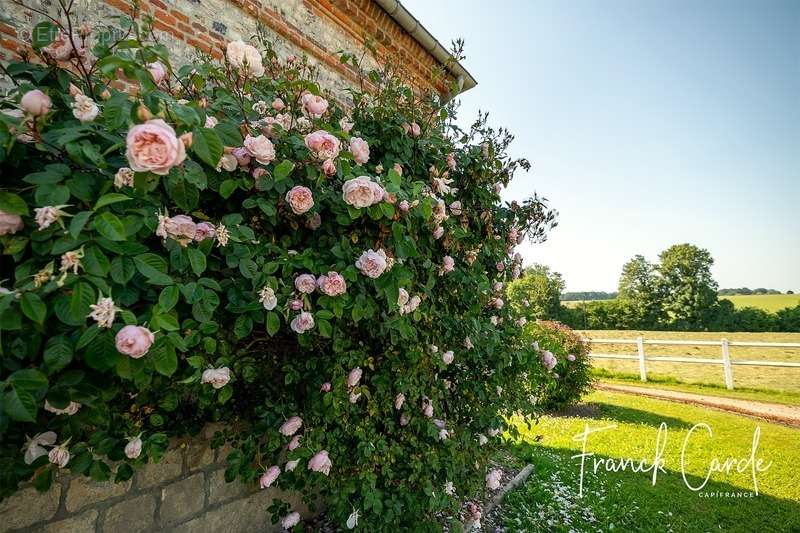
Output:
[0, 7, 556, 530]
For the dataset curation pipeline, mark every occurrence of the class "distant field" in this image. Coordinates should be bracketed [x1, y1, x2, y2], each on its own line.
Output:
[721, 293, 800, 312]
[562, 298, 615, 308]
[579, 329, 800, 397]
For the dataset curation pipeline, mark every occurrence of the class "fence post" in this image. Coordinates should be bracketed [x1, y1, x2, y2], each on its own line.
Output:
[721, 338, 734, 390]
[636, 336, 647, 382]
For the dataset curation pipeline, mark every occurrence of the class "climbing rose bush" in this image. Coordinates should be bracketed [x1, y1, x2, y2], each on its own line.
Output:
[0, 9, 557, 530]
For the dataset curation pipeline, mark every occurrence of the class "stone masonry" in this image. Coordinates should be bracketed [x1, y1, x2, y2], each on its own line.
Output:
[0, 426, 316, 532]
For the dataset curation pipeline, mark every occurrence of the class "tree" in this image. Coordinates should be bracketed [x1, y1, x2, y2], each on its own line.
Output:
[507, 264, 565, 320]
[657, 244, 719, 329]
[617, 255, 665, 328]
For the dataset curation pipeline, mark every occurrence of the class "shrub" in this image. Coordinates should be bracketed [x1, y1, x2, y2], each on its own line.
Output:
[0, 8, 556, 530]
[524, 321, 592, 410]
[506, 263, 564, 321]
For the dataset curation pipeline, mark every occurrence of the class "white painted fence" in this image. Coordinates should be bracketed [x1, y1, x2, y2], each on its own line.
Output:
[583, 336, 800, 390]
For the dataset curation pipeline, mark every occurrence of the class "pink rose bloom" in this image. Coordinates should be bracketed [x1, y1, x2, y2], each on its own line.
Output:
[410, 122, 421, 137]
[304, 130, 340, 160]
[42, 31, 74, 60]
[320, 382, 332, 392]
[322, 158, 336, 176]
[449, 201, 463, 216]
[280, 416, 303, 436]
[232, 147, 251, 167]
[124, 436, 142, 459]
[541, 350, 557, 370]
[272, 97, 285, 110]
[285, 186, 314, 215]
[317, 271, 347, 296]
[306, 213, 322, 230]
[398, 200, 410, 213]
[442, 255, 455, 274]
[567, 353, 576, 362]
[349, 137, 370, 165]
[243, 134, 275, 165]
[347, 367, 362, 388]
[433, 226, 444, 240]
[115, 325, 155, 358]
[308, 450, 331, 475]
[21, 89, 52, 117]
[147, 61, 168, 84]
[285, 459, 300, 471]
[205, 116, 218, 128]
[401, 122, 411, 135]
[355, 249, 388, 278]
[486, 469, 503, 490]
[400, 413, 410, 426]
[48, 445, 70, 468]
[201, 367, 231, 389]
[339, 117, 354, 132]
[287, 435, 302, 451]
[226, 40, 265, 77]
[342, 177, 384, 208]
[252, 167, 268, 180]
[395, 393, 405, 409]
[446, 153, 456, 170]
[492, 298, 504, 309]
[290, 311, 315, 333]
[289, 299, 304, 311]
[422, 397, 434, 418]
[0, 210, 24, 235]
[194, 221, 216, 241]
[282, 512, 301, 529]
[294, 273, 317, 294]
[259, 465, 281, 488]
[157, 214, 197, 247]
[301, 93, 328, 118]
[442, 350, 454, 365]
[126, 119, 186, 175]
[496, 261, 505, 272]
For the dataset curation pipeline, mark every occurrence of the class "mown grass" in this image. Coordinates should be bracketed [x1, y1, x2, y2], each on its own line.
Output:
[580, 329, 800, 395]
[592, 369, 800, 406]
[502, 391, 800, 532]
[721, 294, 800, 312]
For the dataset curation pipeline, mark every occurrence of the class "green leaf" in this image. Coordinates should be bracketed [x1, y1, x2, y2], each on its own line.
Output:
[21, 292, 46, 324]
[69, 211, 92, 239]
[192, 127, 223, 168]
[318, 319, 332, 338]
[82, 246, 110, 277]
[187, 248, 207, 275]
[134, 253, 173, 285]
[94, 193, 132, 211]
[387, 168, 402, 187]
[266, 312, 280, 336]
[3, 388, 38, 421]
[44, 336, 73, 373]
[214, 122, 243, 146]
[76, 324, 101, 349]
[234, 315, 253, 339]
[219, 179, 237, 199]
[184, 160, 207, 190]
[110, 256, 136, 284]
[273, 160, 294, 181]
[9, 368, 48, 391]
[54, 282, 95, 326]
[94, 212, 127, 241]
[0, 191, 28, 215]
[83, 330, 117, 371]
[159, 286, 179, 312]
[152, 339, 178, 377]
[152, 313, 179, 331]
[217, 385, 233, 404]
[31, 21, 58, 49]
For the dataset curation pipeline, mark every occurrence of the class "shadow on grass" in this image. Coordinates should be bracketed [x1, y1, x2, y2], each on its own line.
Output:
[546, 401, 696, 430]
[505, 442, 800, 532]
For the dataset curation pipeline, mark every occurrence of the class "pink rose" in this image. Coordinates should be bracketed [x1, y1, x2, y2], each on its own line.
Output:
[410, 122, 421, 137]
[317, 271, 347, 296]
[285, 186, 314, 215]
[398, 200, 410, 213]
[232, 147, 251, 167]
[447, 152, 456, 170]
[126, 119, 186, 175]
[449, 201, 463, 216]
[346, 367, 362, 388]
[294, 274, 317, 294]
[355, 249, 388, 278]
[339, 117, 354, 132]
[433, 226, 444, 240]
[201, 367, 231, 389]
[400, 413, 410, 426]
[226, 40, 265, 77]
[243, 134, 275, 165]
[301, 93, 328, 118]
[259, 465, 281, 488]
[442, 255, 455, 274]
[42, 31, 74, 60]
[442, 350, 454, 365]
[567, 354, 576, 362]
[304, 130, 340, 160]
[306, 213, 322, 230]
[194, 221, 216, 242]
[289, 299, 303, 311]
[322, 158, 336, 176]
[280, 416, 303, 436]
[125, 436, 142, 459]
[320, 382, 332, 392]
[496, 261, 505, 272]
[282, 512, 300, 529]
[272, 97, 285, 110]
[290, 311, 315, 333]
[157, 214, 197, 246]
[0, 210, 24, 235]
[541, 350, 557, 370]
[308, 450, 331, 475]
[422, 397, 434, 418]
[342, 177, 384, 208]
[115, 325, 155, 358]
[147, 61, 168, 84]
[349, 137, 370, 165]
[48, 445, 70, 468]
[287, 435, 302, 451]
[395, 393, 405, 410]
[486, 469, 503, 490]
[21, 89, 52, 116]
[492, 298, 504, 309]
[285, 459, 300, 471]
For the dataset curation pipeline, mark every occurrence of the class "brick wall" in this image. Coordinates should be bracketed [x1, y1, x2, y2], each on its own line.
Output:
[1, 0, 456, 97]
[0, 425, 315, 532]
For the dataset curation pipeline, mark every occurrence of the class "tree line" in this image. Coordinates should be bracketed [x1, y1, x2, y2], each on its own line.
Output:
[508, 244, 800, 332]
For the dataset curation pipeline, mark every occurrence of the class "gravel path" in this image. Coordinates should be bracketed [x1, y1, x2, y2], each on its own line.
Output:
[597, 383, 800, 428]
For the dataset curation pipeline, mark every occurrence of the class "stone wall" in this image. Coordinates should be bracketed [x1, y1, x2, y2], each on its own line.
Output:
[1, 0, 457, 97]
[0, 426, 315, 532]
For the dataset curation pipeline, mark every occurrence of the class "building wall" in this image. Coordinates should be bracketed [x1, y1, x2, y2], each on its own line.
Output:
[0, 0, 452, 97]
[0, 425, 315, 533]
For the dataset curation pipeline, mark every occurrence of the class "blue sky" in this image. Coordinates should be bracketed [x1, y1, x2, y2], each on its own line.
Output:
[402, 0, 800, 292]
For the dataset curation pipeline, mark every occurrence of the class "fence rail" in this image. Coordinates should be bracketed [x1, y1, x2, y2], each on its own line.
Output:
[582, 336, 800, 389]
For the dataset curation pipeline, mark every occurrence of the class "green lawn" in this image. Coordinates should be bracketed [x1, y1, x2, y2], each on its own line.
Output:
[503, 391, 800, 532]
[721, 294, 800, 312]
[581, 329, 800, 396]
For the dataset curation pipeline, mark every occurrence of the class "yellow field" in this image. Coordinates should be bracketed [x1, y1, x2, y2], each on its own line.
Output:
[580, 329, 800, 395]
[721, 293, 800, 312]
